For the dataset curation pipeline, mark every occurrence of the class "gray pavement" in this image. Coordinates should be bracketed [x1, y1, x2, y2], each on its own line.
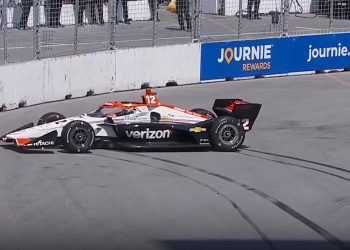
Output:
[0, 72, 350, 250]
[1, 6, 350, 64]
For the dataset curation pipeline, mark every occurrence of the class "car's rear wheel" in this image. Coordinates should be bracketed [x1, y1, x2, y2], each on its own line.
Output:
[210, 116, 245, 151]
[37, 112, 65, 125]
[190, 108, 216, 118]
[61, 121, 95, 153]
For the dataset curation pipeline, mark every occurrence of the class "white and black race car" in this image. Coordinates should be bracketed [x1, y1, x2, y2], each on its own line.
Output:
[1, 89, 261, 153]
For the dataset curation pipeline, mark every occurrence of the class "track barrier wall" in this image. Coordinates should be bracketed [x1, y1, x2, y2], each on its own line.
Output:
[0, 33, 350, 110]
[115, 44, 201, 90]
[201, 33, 350, 81]
[0, 51, 116, 110]
[0, 43, 200, 110]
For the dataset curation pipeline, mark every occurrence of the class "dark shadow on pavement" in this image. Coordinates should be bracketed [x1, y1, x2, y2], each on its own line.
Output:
[158, 239, 350, 250]
[0, 142, 249, 154]
[165, 27, 191, 32]
[0, 144, 55, 154]
[57, 149, 93, 154]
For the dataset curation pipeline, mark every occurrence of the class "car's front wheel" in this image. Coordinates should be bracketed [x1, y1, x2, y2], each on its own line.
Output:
[210, 116, 245, 151]
[61, 121, 95, 153]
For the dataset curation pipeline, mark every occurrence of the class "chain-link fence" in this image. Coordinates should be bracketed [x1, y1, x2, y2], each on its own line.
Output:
[1, 0, 350, 64]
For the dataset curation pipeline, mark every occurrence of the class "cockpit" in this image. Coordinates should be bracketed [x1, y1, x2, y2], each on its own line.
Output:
[87, 107, 136, 118]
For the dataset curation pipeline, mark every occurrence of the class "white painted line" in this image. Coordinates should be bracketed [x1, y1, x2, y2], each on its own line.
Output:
[295, 26, 325, 31]
[0, 36, 191, 50]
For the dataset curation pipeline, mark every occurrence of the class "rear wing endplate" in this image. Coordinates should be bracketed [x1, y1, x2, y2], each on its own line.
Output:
[213, 99, 262, 130]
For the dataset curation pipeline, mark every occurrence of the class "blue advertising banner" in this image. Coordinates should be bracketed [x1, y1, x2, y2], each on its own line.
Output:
[200, 33, 350, 81]
[288, 33, 350, 72]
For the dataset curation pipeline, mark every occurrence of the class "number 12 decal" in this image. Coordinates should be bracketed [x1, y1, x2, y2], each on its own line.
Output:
[145, 95, 156, 104]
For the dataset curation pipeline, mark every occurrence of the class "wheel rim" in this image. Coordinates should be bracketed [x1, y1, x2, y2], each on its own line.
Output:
[70, 127, 89, 147]
[219, 124, 239, 145]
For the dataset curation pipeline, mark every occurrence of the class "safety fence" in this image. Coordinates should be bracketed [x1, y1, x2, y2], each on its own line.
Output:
[1, 32, 350, 110]
[1, 0, 350, 64]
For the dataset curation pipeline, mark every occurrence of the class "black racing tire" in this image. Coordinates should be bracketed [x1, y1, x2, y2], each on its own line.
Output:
[61, 121, 95, 153]
[239, 132, 246, 148]
[190, 108, 216, 119]
[210, 116, 245, 151]
[37, 112, 65, 125]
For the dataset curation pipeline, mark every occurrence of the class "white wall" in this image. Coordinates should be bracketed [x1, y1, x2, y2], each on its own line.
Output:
[0, 44, 201, 110]
[44, 51, 117, 99]
[0, 60, 46, 109]
[115, 43, 201, 90]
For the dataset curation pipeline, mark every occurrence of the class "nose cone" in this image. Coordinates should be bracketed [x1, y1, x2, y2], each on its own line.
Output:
[1, 134, 13, 142]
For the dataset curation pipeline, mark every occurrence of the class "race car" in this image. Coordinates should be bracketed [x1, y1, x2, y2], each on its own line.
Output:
[1, 88, 261, 153]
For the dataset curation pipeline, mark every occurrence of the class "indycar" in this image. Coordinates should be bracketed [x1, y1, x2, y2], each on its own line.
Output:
[1, 88, 261, 153]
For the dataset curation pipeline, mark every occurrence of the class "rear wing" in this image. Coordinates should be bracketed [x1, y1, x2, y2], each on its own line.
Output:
[213, 99, 262, 130]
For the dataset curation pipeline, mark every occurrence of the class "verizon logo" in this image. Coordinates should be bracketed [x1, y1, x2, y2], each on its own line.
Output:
[126, 129, 171, 139]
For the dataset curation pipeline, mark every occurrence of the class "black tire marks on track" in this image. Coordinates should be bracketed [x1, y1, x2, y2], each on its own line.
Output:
[91, 152, 276, 250]
[242, 149, 350, 175]
[124, 152, 350, 250]
[238, 151, 350, 183]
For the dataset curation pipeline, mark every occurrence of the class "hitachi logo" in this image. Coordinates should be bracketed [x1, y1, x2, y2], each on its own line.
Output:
[32, 140, 55, 147]
[126, 129, 171, 139]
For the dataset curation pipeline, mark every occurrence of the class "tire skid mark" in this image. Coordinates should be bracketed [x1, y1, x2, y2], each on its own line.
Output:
[242, 149, 350, 174]
[238, 152, 350, 182]
[92, 153, 275, 250]
[126, 152, 350, 250]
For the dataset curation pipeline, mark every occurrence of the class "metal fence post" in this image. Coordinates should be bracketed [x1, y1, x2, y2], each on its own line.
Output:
[329, 0, 333, 32]
[74, 0, 78, 54]
[33, 0, 40, 60]
[282, 0, 289, 36]
[238, 0, 242, 39]
[152, 0, 156, 46]
[108, 0, 115, 49]
[2, 0, 8, 63]
[191, 0, 200, 41]
[278, 0, 283, 36]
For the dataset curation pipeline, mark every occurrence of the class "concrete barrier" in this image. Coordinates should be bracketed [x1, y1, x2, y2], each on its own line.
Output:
[0, 60, 46, 109]
[0, 43, 201, 110]
[115, 43, 201, 90]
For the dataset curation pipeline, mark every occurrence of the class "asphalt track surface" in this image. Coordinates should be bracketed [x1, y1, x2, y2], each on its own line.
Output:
[1, 72, 350, 250]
